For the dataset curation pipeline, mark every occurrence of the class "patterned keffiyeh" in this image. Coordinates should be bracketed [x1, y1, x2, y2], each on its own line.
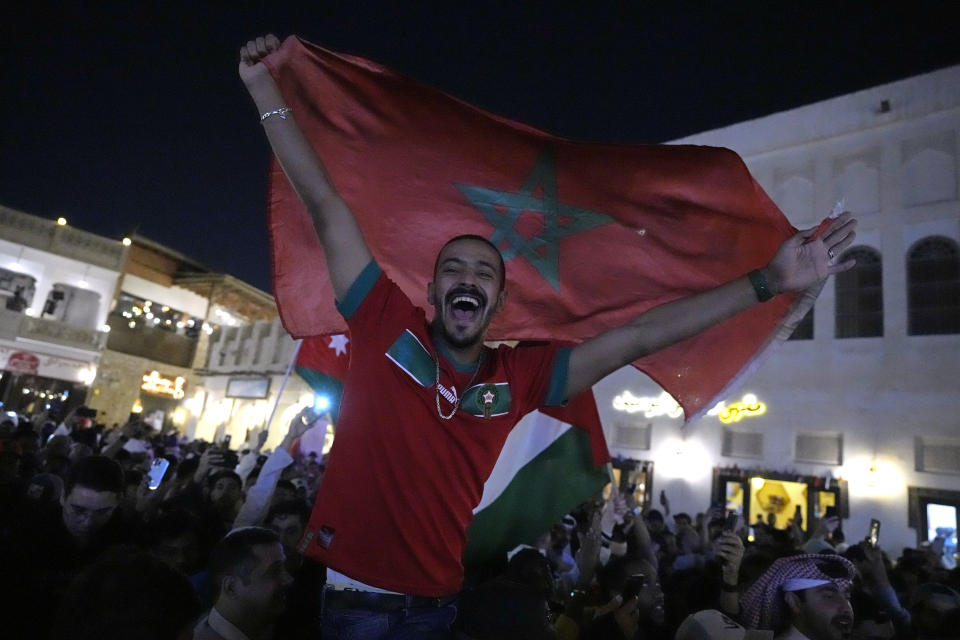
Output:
[740, 554, 856, 631]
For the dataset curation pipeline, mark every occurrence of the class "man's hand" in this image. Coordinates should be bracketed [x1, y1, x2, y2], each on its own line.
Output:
[255, 428, 269, 452]
[575, 510, 603, 588]
[766, 211, 857, 293]
[715, 532, 744, 584]
[857, 542, 891, 588]
[238, 34, 281, 88]
[281, 408, 321, 452]
[193, 447, 217, 484]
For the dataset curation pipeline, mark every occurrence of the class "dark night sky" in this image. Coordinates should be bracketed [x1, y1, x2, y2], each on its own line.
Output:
[3, 1, 958, 292]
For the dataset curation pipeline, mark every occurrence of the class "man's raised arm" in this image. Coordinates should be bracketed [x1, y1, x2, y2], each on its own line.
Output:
[239, 35, 372, 301]
[564, 212, 858, 400]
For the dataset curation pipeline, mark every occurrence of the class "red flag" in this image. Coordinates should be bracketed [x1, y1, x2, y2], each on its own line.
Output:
[296, 333, 350, 380]
[295, 334, 350, 420]
[264, 37, 806, 421]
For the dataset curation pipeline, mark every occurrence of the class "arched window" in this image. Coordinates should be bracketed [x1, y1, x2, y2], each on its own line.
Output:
[835, 247, 883, 338]
[908, 236, 960, 335]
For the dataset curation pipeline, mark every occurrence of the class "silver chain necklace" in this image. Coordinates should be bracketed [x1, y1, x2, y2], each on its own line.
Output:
[435, 351, 485, 420]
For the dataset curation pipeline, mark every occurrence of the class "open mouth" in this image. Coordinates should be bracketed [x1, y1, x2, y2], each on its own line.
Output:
[447, 291, 484, 324]
[834, 616, 853, 638]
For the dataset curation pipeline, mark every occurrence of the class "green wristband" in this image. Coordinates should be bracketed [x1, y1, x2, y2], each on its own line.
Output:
[748, 269, 774, 302]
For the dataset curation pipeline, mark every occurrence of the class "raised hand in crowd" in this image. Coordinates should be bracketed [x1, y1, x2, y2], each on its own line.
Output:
[193, 445, 218, 484]
[575, 507, 604, 589]
[587, 594, 642, 640]
[715, 531, 745, 617]
[280, 407, 322, 454]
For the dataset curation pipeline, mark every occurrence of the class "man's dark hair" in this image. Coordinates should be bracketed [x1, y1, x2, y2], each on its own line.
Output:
[275, 479, 296, 494]
[65, 455, 124, 495]
[207, 468, 242, 491]
[50, 545, 201, 640]
[433, 234, 506, 290]
[266, 500, 311, 526]
[208, 527, 280, 596]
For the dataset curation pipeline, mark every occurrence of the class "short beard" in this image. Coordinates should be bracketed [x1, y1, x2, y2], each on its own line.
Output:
[432, 317, 483, 350]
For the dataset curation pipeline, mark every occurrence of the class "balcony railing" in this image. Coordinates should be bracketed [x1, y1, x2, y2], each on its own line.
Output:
[0, 307, 108, 352]
[105, 314, 197, 368]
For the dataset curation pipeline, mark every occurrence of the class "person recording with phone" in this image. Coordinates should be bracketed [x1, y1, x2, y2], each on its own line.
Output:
[840, 521, 912, 638]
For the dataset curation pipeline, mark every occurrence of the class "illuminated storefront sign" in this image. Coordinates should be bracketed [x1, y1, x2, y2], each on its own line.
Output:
[709, 393, 767, 423]
[141, 370, 186, 399]
[612, 390, 683, 418]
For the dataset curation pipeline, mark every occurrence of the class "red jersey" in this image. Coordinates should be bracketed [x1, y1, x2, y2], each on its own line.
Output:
[300, 262, 567, 596]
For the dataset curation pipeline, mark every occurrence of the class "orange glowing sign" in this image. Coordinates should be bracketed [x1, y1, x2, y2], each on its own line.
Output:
[141, 370, 186, 399]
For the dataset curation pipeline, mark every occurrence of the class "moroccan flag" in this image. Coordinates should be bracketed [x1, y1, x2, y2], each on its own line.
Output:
[294, 333, 350, 421]
[264, 37, 812, 421]
[464, 389, 611, 569]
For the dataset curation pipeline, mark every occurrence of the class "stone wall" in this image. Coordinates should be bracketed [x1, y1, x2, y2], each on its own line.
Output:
[88, 348, 197, 427]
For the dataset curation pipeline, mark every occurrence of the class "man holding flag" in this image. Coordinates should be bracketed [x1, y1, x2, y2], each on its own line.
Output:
[240, 34, 856, 638]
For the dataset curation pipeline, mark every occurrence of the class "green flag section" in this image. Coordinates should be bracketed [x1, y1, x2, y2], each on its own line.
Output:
[463, 410, 609, 569]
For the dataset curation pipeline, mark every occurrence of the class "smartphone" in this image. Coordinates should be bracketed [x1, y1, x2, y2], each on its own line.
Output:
[868, 519, 881, 548]
[223, 434, 232, 447]
[147, 457, 170, 491]
[622, 573, 646, 600]
[724, 510, 739, 533]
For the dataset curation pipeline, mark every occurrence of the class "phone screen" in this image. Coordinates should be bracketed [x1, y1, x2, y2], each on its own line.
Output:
[147, 458, 170, 490]
[868, 519, 881, 548]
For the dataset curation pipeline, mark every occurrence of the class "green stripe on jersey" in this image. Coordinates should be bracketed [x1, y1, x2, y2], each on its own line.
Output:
[385, 330, 435, 387]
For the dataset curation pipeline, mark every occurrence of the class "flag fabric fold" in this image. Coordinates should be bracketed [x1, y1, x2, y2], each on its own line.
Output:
[264, 36, 808, 421]
[464, 391, 610, 569]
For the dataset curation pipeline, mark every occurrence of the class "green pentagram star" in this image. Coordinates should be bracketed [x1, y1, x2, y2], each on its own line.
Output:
[455, 149, 614, 291]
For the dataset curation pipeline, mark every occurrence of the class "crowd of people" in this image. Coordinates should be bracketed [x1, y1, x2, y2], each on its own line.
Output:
[1, 405, 958, 639]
